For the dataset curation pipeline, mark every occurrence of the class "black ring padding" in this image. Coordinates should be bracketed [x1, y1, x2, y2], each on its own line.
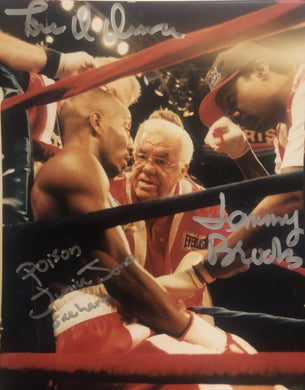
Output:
[4, 171, 303, 243]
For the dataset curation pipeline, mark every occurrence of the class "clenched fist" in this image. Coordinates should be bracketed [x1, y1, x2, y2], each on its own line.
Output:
[55, 51, 96, 79]
[204, 116, 250, 159]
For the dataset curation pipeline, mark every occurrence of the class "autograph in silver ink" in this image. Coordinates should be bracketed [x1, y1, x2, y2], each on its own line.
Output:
[193, 192, 304, 270]
[16, 245, 82, 287]
[5, 1, 185, 42]
[16, 248, 136, 320]
[76, 253, 136, 280]
[4, 0, 67, 38]
[5, 0, 94, 41]
[53, 295, 112, 331]
[103, 2, 185, 45]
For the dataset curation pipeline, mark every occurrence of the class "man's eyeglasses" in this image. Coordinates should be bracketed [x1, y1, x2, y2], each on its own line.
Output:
[133, 152, 176, 169]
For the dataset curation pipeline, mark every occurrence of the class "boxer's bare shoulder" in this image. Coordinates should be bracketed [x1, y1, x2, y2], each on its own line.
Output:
[31, 147, 109, 220]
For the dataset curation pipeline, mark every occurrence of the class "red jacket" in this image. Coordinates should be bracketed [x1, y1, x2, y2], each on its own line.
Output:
[110, 172, 227, 307]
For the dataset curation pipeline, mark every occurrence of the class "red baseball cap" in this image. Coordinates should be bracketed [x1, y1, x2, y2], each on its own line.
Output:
[199, 42, 275, 128]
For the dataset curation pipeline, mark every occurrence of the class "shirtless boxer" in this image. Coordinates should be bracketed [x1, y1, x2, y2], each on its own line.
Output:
[30, 85, 258, 358]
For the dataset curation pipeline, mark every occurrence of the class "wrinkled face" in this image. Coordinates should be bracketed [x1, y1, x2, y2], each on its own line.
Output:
[101, 104, 132, 178]
[131, 131, 188, 201]
[216, 73, 285, 131]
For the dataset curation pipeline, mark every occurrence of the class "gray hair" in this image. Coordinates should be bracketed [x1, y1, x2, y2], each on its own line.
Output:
[148, 107, 183, 127]
[134, 118, 194, 165]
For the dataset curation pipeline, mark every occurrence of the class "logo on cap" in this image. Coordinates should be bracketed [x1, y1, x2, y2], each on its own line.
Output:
[206, 66, 222, 91]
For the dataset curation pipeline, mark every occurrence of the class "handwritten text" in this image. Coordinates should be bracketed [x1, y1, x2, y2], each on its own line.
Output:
[103, 3, 185, 45]
[193, 192, 304, 269]
[5, 1, 185, 42]
[53, 295, 111, 330]
[17, 252, 136, 320]
[16, 245, 82, 287]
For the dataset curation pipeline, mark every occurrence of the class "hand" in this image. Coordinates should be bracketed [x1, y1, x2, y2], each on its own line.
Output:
[203, 257, 250, 280]
[175, 251, 205, 272]
[195, 242, 250, 281]
[55, 51, 96, 79]
[157, 249, 249, 299]
[181, 312, 257, 353]
[191, 245, 250, 283]
[204, 116, 250, 159]
[156, 252, 205, 299]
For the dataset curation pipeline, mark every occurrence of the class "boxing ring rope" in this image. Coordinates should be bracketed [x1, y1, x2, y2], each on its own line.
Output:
[2, 1, 305, 113]
[1, 352, 305, 385]
[1, 2, 305, 386]
[6, 170, 302, 241]
[4, 170, 303, 284]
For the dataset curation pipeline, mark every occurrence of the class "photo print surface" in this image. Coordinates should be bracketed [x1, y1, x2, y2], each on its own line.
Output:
[0, 1, 305, 389]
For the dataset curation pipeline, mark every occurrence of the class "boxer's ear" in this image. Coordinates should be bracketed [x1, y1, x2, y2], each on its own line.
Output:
[253, 59, 269, 80]
[89, 111, 103, 136]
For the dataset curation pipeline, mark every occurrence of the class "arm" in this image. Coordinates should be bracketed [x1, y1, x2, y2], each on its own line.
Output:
[203, 185, 303, 275]
[157, 166, 303, 296]
[157, 119, 302, 298]
[33, 151, 257, 352]
[204, 116, 269, 179]
[234, 148, 269, 179]
[0, 29, 95, 78]
[37, 152, 191, 337]
[0, 30, 46, 73]
[204, 116, 303, 265]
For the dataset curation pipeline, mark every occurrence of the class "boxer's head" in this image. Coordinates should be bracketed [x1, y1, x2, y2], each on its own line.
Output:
[131, 118, 193, 201]
[199, 42, 295, 131]
[59, 88, 132, 178]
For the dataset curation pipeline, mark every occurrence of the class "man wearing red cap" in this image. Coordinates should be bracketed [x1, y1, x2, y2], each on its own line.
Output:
[199, 42, 304, 179]
[159, 42, 304, 298]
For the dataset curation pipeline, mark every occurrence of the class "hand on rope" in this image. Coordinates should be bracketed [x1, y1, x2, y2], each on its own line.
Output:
[40, 48, 96, 79]
[55, 51, 96, 79]
[3, 2, 304, 112]
[204, 116, 251, 159]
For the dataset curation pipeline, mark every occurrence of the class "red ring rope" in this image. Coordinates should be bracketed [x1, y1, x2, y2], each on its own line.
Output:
[1, 352, 305, 384]
[2, 2, 305, 112]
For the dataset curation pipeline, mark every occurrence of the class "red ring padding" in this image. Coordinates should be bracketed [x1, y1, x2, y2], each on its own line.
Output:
[1, 352, 305, 384]
[2, 2, 305, 113]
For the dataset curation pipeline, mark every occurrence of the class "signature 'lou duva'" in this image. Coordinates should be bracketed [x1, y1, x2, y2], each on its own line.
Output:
[5, 1, 185, 42]
[103, 2, 185, 45]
